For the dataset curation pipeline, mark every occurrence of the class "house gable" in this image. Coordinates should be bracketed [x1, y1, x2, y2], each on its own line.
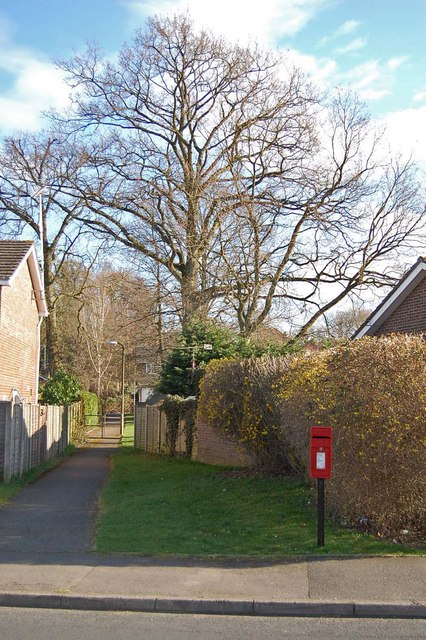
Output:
[354, 258, 426, 338]
[0, 241, 47, 402]
[0, 240, 47, 317]
[0, 260, 40, 402]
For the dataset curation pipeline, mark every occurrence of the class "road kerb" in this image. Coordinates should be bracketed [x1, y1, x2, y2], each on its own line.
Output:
[0, 593, 424, 619]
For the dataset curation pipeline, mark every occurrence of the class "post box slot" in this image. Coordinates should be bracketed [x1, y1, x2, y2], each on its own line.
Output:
[311, 439, 330, 448]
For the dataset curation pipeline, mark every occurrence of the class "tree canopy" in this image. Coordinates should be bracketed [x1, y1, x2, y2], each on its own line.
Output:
[1, 12, 425, 352]
[53, 14, 424, 337]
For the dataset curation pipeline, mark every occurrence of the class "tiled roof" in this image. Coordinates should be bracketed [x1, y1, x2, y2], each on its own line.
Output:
[0, 240, 34, 282]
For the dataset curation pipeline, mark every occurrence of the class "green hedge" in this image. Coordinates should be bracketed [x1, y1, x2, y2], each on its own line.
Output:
[198, 335, 426, 543]
[81, 391, 101, 428]
[39, 369, 81, 405]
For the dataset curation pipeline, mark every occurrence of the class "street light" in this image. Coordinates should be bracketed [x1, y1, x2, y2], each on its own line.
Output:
[178, 343, 213, 370]
[106, 340, 125, 436]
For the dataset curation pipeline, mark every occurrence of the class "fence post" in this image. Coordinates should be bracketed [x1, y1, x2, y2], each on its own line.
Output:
[144, 406, 148, 451]
[18, 402, 26, 476]
[3, 402, 13, 482]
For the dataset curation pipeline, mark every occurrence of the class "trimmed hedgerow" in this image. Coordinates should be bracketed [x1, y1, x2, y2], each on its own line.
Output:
[198, 335, 426, 543]
[81, 391, 101, 428]
[199, 355, 300, 475]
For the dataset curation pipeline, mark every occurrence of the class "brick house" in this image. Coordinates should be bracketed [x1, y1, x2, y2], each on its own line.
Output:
[353, 257, 426, 338]
[0, 241, 48, 403]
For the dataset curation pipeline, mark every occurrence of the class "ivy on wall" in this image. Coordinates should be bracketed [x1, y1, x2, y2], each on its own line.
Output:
[162, 395, 197, 458]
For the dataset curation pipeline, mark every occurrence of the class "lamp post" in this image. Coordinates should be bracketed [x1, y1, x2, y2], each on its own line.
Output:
[178, 343, 213, 368]
[106, 340, 125, 436]
[177, 343, 213, 390]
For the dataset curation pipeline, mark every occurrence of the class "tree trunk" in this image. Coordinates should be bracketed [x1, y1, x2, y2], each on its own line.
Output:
[155, 265, 164, 361]
[180, 259, 201, 328]
[43, 254, 60, 376]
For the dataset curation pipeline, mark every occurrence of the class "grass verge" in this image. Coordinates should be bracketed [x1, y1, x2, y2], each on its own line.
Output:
[0, 444, 76, 506]
[120, 418, 135, 448]
[95, 450, 424, 556]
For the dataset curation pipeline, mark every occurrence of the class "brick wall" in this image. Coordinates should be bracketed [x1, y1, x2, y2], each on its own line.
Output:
[193, 417, 254, 467]
[0, 262, 40, 403]
[374, 277, 426, 336]
[134, 402, 255, 467]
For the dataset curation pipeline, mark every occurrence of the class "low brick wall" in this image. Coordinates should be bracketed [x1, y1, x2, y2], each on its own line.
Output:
[193, 417, 254, 467]
[134, 402, 254, 467]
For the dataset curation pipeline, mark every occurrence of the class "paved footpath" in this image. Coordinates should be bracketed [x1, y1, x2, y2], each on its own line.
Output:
[0, 447, 112, 554]
[0, 446, 424, 619]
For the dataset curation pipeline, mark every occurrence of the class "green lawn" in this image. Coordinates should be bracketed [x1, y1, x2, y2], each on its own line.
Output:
[120, 418, 135, 448]
[95, 449, 424, 557]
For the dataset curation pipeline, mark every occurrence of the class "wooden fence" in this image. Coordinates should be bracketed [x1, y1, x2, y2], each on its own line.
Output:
[0, 399, 82, 482]
[134, 402, 186, 455]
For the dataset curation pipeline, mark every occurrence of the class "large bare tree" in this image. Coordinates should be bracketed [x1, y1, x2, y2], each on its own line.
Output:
[52, 13, 425, 337]
[55, 13, 317, 327]
[215, 93, 426, 337]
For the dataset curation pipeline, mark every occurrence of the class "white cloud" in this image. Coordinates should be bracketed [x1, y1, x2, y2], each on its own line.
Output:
[360, 87, 391, 101]
[387, 56, 409, 71]
[381, 106, 426, 169]
[335, 37, 366, 55]
[335, 20, 360, 36]
[319, 18, 361, 45]
[341, 57, 408, 102]
[345, 60, 382, 89]
[123, 0, 332, 44]
[0, 43, 69, 134]
[285, 48, 337, 86]
[0, 14, 15, 46]
[413, 89, 426, 103]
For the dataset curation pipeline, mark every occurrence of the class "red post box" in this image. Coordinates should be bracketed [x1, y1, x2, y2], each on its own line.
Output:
[310, 426, 333, 479]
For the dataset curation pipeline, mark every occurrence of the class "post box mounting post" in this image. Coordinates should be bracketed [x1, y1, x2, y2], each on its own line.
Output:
[317, 478, 325, 547]
[309, 426, 333, 548]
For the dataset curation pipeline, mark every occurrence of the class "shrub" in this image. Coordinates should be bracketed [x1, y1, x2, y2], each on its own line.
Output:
[322, 336, 426, 541]
[158, 319, 240, 397]
[181, 396, 197, 458]
[198, 335, 426, 542]
[39, 369, 81, 406]
[199, 355, 303, 474]
[162, 395, 182, 457]
[158, 317, 300, 397]
[81, 391, 101, 428]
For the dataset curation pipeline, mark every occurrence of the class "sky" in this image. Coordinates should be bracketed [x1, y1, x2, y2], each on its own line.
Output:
[0, 0, 425, 167]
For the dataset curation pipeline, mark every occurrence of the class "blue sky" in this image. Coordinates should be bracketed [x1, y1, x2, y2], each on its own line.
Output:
[0, 0, 425, 165]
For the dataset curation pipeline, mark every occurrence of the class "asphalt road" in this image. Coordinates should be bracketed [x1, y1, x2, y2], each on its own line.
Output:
[0, 608, 424, 640]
